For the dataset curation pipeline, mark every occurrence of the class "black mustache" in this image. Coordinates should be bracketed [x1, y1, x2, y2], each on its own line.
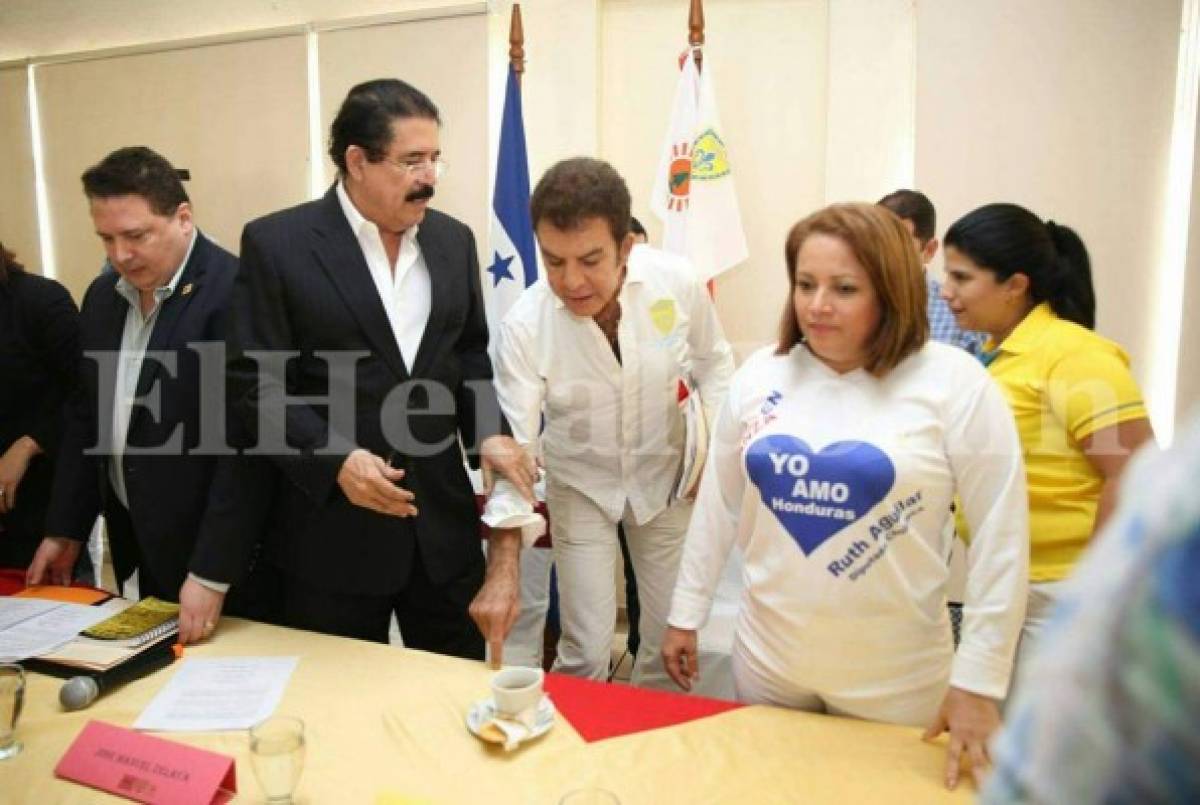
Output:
[406, 185, 435, 202]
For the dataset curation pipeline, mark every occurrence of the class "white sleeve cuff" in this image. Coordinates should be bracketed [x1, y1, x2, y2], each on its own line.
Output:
[481, 479, 546, 548]
[667, 587, 714, 631]
[949, 646, 1014, 700]
[188, 572, 231, 594]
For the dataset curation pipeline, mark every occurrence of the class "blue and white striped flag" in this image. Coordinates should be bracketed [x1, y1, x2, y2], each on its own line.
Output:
[485, 64, 538, 340]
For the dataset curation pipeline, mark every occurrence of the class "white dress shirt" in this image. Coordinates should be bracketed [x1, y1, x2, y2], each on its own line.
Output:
[108, 231, 195, 508]
[335, 182, 431, 369]
[494, 245, 735, 526]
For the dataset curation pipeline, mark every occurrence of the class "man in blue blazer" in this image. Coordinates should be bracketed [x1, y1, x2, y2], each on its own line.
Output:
[28, 147, 263, 645]
[227, 79, 536, 660]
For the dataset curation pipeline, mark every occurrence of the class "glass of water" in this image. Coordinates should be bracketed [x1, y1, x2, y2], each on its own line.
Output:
[0, 663, 25, 760]
[249, 715, 305, 803]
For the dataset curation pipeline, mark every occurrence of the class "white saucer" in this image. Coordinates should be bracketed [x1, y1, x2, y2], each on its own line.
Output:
[466, 694, 555, 744]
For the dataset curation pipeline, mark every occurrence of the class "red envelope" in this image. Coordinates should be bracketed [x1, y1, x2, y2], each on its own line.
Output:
[56, 720, 236, 804]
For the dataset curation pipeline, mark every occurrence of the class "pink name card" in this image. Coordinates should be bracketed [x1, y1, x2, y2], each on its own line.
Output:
[55, 720, 236, 804]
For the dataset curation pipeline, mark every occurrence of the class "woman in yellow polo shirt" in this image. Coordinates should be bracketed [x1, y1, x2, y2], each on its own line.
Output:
[939, 203, 1153, 682]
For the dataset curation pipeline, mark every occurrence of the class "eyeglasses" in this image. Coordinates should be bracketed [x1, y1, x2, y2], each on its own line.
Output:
[382, 156, 446, 180]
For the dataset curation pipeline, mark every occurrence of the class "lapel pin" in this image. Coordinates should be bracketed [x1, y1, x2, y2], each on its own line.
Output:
[181, 283, 194, 297]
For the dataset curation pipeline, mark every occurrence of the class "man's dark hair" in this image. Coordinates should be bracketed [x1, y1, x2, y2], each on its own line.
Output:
[629, 216, 647, 238]
[877, 189, 936, 243]
[81, 146, 189, 216]
[530, 157, 631, 243]
[328, 79, 441, 175]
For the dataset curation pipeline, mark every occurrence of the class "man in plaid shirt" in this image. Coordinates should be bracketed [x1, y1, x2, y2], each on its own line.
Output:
[879, 190, 983, 355]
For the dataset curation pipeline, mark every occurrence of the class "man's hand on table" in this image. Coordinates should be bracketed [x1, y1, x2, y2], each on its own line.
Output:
[26, 536, 82, 586]
[178, 577, 227, 645]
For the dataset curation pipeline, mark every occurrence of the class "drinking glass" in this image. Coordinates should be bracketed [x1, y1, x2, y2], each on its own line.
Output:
[0, 663, 25, 760]
[249, 715, 305, 803]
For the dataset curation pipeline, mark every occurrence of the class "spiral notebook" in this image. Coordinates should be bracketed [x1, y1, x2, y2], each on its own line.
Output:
[80, 597, 180, 648]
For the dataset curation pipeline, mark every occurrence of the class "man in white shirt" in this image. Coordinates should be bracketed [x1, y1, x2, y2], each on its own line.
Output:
[227, 79, 534, 660]
[494, 158, 734, 687]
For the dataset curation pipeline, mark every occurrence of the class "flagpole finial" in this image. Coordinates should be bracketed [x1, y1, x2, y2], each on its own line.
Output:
[509, 2, 526, 85]
[688, 0, 705, 71]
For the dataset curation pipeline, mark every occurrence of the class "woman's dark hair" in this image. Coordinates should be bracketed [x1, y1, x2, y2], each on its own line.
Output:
[328, 79, 441, 175]
[944, 203, 1095, 329]
[0, 241, 25, 285]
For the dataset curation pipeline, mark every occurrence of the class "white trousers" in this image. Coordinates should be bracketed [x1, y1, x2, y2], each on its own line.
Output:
[547, 480, 691, 689]
[730, 633, 948, 728]
[500, 546, 554, 668]
[1009, 580, 1068, 701]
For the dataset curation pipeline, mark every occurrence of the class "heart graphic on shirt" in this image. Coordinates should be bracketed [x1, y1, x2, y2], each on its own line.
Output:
[745, 434, 895, 556]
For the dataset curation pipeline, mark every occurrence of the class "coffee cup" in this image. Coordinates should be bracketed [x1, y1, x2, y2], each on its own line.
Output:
[490, 667, 544, 717]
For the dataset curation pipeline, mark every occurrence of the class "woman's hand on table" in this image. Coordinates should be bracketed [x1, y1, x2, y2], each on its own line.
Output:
[661, 626, 700, 691]
[923, 685, 1001, 790]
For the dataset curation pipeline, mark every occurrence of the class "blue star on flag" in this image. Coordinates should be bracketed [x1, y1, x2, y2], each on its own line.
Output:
[487, 251, 515, 286]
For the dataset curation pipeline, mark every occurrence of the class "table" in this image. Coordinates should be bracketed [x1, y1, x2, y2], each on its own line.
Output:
[3, 618, 971, 803]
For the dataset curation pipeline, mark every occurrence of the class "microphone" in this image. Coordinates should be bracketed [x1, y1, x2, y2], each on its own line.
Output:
[60, 638, 179, 711]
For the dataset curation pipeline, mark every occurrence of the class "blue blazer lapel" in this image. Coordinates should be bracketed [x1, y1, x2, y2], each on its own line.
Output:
[311, 189, 410, 382]
[95, 276, 129, 354]
[130, 234, 209, 430]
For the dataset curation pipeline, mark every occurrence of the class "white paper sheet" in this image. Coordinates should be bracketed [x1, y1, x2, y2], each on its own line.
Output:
[0, 601, 114, 662]
[0, 598, 62, 631]
[134, 657, 299, 732]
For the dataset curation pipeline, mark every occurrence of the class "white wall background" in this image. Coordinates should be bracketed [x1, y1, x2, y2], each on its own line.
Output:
[0, 0, 1195, 432]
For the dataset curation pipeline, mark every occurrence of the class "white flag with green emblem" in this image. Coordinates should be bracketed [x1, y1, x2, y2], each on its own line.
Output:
[650, 48, 748, 282]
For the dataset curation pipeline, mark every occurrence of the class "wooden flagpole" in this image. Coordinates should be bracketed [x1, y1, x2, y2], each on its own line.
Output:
[509, 3, 525, 88]
[689, 0, 705, 72]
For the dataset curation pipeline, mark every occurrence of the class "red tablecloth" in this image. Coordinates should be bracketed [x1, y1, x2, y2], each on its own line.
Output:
[544, 672, 743, 742]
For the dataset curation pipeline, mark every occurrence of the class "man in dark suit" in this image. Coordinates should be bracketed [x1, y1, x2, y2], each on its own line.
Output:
[227, 79, 535, 660]
[28, 147, 260, 645]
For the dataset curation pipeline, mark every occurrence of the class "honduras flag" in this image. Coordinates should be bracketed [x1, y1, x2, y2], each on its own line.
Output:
[484, 64, 538, 341]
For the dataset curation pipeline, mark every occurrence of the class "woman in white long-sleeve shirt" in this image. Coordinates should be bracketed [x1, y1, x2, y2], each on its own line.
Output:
[662, 203, 1029, 789]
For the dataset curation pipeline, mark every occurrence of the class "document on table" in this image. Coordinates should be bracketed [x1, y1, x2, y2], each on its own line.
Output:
[0, 600, 114, 662]
[0, 598, 61, 631]
[134, 657, 299, 731]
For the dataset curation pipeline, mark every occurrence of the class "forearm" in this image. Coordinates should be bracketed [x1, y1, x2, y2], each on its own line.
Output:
[485, 528, 522, 579]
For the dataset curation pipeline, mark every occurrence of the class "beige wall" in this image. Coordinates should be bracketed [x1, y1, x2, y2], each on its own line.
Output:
[824, 0, 915, 203]
[916, 0, 1181, 404]
[1, 0, 1195, 432]
[37, 36, 311, 299]
[319, 16, 488, 242]
[1181, 112, 1200, 420]
[0, 0, 481, 61]
[599, 0, 828, 359]
[0, 67, 40, 272]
